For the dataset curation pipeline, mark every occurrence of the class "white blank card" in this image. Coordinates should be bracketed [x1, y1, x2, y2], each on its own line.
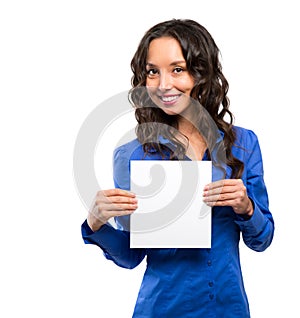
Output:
[130, 160, 212, 248]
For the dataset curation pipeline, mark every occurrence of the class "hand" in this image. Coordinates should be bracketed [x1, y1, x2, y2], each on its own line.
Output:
[202, 179, 253, 218]
[87, 189, 138, 232]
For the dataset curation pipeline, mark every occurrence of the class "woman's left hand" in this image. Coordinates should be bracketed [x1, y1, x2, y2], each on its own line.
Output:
[203, 179, 253, 218]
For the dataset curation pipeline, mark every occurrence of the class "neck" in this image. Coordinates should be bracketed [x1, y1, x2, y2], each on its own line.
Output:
[177, 116, 207, 160]
[178, 116, 197, 138]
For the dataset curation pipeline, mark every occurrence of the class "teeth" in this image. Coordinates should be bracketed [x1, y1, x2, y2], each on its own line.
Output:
[161, 95, 179, 102]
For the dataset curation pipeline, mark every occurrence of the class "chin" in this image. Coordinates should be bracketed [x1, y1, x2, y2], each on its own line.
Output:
[160, 107, 180, 116]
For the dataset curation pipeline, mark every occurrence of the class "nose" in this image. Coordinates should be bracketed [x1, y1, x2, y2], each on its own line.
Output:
[158, 71, 173, 92]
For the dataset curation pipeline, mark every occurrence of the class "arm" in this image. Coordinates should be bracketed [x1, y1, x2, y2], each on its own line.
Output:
[203, 129, 274, 252]
[81, 220, 145, 269]
[235, 131, 274, 251]
[81, 145, 146, 269]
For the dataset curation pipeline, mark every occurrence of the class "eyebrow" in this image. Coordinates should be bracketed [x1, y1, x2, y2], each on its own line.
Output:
[146, 60, 186, 67]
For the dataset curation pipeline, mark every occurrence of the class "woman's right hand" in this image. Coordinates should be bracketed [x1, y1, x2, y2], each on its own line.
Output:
[87, 189, 138, 232]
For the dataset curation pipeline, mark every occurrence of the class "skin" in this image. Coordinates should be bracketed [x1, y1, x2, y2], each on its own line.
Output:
[87, 37, 253, 232]
[146, 37, 207, 161]
[146, 37, 195, 118]
[202, 179, 253, 218]
[87, 189, 138, 232]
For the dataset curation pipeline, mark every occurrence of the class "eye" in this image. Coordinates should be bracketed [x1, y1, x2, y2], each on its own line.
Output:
[146, 68, 159, 78]
[173, 67, 183, 74]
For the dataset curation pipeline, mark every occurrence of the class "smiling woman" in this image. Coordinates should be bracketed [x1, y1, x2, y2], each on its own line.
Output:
[145, 36, 208, 160]
[81, 18, 274, 318]
[145, 37, 195, 116]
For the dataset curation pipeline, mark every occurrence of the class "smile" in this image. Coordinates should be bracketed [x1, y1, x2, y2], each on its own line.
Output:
[158, 94, 181, 105]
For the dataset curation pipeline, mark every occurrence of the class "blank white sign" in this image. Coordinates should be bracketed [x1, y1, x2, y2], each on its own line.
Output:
[130, 160, 212, 248]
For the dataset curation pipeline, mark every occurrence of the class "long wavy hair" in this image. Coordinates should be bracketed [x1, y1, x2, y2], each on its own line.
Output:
[129, 19, 244, 178]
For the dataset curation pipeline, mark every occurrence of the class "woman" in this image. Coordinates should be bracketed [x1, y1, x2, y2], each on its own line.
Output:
[82, 19, 274, 317]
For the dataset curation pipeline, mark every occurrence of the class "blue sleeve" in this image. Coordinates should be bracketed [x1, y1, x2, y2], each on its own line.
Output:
[81, 144, 146, 269]
[81, 220, 145, 269]
[235, 130, 275, 252]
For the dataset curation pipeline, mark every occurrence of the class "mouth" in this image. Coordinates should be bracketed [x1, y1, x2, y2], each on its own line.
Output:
[158, 94, 181, 106]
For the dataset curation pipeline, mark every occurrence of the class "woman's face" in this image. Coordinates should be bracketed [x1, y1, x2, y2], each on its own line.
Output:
[146, 36, 195, 116]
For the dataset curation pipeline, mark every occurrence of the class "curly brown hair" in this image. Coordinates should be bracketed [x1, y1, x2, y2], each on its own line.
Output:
[129, 19, 244, 178]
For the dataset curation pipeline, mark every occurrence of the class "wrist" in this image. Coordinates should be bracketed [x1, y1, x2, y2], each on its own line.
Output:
[241, 198, 254, 220]
[87, 213, 106, 232]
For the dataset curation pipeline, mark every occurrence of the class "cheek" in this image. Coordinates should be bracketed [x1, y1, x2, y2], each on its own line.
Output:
[146, 78, 158, 88]
[146, 85, 157, 95]
[146, 86, 160, 107]
[176, 76, 194, 92]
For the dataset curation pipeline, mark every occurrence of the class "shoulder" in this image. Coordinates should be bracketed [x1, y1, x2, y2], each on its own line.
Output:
[113, 138, 144, 161]
[232, 125, 259, 148]
[231, 126, 264, 167]
[112, 139, 143, 190]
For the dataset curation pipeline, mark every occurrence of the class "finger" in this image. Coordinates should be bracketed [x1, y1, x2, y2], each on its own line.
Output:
[104, 202, 138, 211]
[114, 209, 136, 217]
[100, 195, 138, 205]
[90, 203, 137, 222]
[204, 198, 234, 207]
[203, 180, 224, 191]
[204, 179, 243, 191]
[203, 184, 237, 197]
[203, 191, 236, 203]
[101, 188, 136, 198]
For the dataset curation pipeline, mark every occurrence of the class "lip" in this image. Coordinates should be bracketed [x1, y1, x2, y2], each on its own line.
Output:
[158, 94, 181, 106]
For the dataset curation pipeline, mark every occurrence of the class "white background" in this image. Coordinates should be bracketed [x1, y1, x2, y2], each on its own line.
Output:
[0, 1, 298, 317]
